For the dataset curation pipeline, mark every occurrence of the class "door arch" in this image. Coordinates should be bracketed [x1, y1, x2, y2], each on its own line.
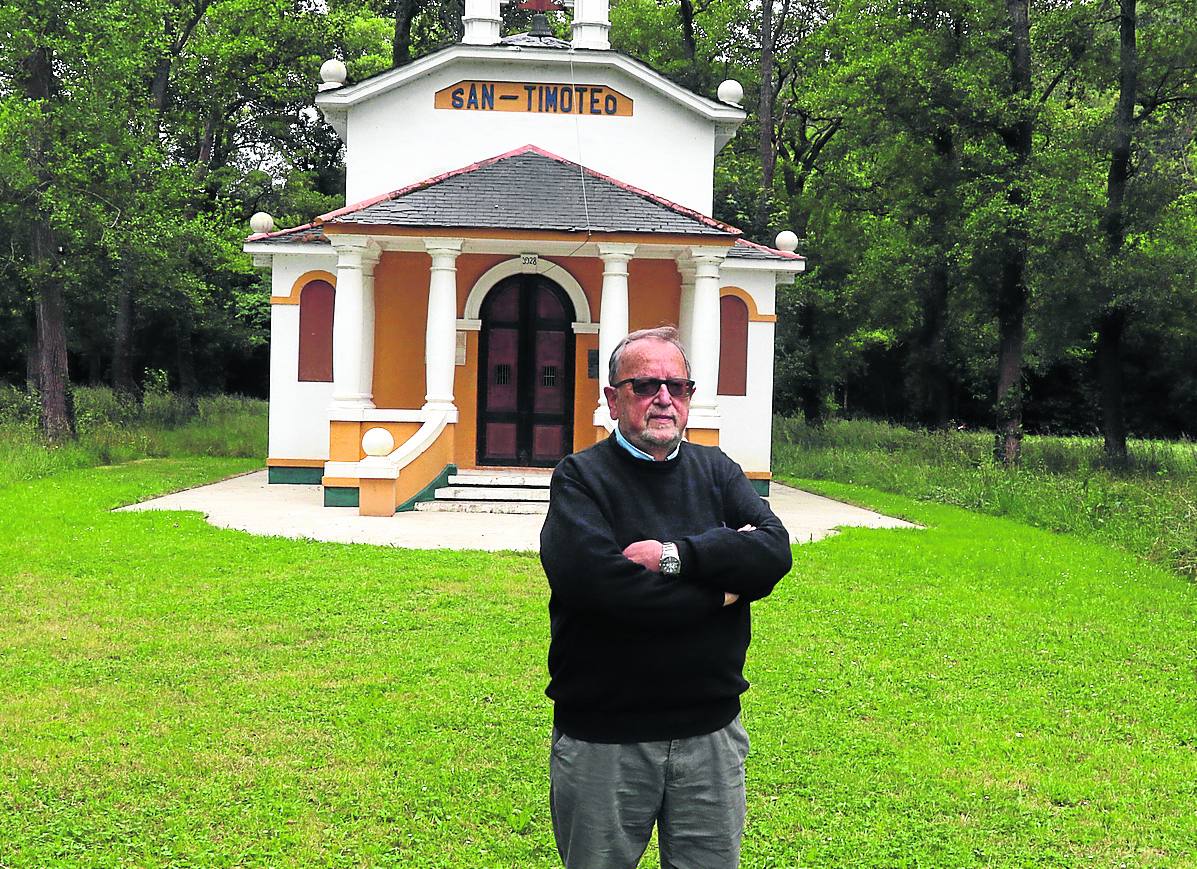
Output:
[477, 274, 576, 467]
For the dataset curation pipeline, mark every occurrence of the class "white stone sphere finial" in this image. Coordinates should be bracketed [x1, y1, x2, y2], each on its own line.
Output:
[775, 230, 799, 253]
[319, 59, 347, 91]
[717, 80, 744, 106]
[249, 212, 274, 234]
[361, 427, 395, 458]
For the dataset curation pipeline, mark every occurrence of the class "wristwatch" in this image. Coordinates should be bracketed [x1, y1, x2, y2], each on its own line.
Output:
[659, 541, 681, 575]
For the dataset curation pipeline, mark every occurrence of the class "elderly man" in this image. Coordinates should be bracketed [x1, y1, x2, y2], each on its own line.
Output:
[540, 326, 792, 869]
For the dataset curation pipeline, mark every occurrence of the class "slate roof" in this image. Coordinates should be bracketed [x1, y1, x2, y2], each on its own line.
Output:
[316, 145, 739, 238]
[245, 148, 803, 262]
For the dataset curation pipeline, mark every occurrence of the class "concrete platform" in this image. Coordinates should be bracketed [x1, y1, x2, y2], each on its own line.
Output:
[116, 470, 917, 551]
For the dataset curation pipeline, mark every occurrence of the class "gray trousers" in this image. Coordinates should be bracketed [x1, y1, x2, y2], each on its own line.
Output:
[549, 716, 750, 869]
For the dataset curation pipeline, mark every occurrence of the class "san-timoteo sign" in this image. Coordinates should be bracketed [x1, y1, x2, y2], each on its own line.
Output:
[434, 80, 633, 116]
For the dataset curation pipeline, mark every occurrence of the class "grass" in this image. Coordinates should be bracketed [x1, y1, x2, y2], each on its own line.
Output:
[0, 385, 266, 488]
[773, 417, 1197, 578]
[1, 459, 1195, 866]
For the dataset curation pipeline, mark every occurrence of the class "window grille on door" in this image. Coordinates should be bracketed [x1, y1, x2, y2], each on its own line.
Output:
[495, 363, 512, 385]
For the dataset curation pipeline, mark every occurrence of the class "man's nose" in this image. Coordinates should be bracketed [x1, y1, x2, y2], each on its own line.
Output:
[653, 383, 672, 402]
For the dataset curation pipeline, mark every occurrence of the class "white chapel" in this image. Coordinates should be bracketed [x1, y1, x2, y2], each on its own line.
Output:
[243, 0, 805, 515]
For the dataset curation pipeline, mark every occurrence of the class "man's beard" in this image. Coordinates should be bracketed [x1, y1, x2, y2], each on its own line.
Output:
[628, 419, 682, 453]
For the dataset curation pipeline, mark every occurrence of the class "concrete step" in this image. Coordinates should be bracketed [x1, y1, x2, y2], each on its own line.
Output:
[447, 473, 551, 488]
[434, 486, 550, 502]
[414, 500, 549, 514]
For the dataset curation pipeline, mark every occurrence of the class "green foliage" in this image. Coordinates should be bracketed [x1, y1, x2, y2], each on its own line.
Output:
[774, 417, 1197, 577]
[0, 387, 265, 487]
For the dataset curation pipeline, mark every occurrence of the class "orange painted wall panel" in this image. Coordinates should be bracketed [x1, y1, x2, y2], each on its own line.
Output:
[373, 251, 430, 409]
[558, 257, 602, 320]
[455, 253, 510, 314]
[396, 424, 455, 506]
[454, 330, 480, 467]
[573, 332, 601, 453]
[329, 420, 421, 462]
[628, 259, 681, 331]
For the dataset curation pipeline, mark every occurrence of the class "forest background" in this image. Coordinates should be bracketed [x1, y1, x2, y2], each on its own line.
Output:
[1, 0, 1195, 462]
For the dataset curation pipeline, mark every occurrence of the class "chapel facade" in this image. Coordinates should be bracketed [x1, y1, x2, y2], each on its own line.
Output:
[244, 0, 805, 515]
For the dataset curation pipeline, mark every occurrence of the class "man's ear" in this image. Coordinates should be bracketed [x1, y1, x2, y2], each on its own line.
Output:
[604, 386, 619, 420]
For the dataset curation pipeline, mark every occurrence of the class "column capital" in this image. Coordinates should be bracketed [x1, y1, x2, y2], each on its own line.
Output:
[690, 249, 725, 282]
[330, 235, 381, 264]
[689, 245, 727, 265]
[676, 257, 696, 286]
[597, 243, 637, 262]
[424, 237, 464, 257]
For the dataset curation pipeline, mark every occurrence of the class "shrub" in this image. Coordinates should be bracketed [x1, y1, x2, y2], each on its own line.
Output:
[773, 417, 1197, 578]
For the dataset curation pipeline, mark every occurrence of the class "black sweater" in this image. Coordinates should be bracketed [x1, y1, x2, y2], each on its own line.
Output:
[540, 434, 793, 743]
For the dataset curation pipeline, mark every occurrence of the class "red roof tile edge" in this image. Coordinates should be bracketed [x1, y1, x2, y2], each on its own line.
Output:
[733, 237, 806, 261]
[245, 221, 320, 243]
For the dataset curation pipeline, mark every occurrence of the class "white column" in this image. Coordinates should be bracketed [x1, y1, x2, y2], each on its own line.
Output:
[424, 238, 463, 412]
[688, 247, 726, 425]
[462, 0, 501, 44]
[571, 0, 611, 50]
[676, 257, 696, 353]
[595, 243, 636, 419]
[330, 237, 380, 409]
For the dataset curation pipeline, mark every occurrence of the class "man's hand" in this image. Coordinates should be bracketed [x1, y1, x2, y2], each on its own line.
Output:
[623, 539, 663, 570]
[624, 540, 739, 606]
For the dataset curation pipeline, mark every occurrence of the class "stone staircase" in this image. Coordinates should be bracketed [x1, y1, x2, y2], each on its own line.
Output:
[414, 468, 552, 514]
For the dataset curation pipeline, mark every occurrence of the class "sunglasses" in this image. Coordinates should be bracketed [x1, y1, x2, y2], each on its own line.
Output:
[613, 377, 696, 398]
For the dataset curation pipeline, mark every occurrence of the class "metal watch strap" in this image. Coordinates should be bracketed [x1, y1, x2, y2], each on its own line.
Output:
[659, 541, 681, 575]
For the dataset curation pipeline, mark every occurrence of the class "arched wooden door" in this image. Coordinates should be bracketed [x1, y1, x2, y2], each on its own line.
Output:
[477, 275, 576, 467]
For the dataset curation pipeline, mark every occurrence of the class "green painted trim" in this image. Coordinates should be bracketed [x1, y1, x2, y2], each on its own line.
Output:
[324, 486, 359, 508]
[396, 464, 457, 513]
[751, 479, 770, 497]
[269, 466, 323, 485]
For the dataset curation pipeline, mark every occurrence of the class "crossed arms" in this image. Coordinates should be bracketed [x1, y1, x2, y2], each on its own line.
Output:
[539, 458, 793, 626]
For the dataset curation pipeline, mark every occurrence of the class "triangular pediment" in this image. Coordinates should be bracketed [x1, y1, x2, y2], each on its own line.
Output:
[315, 44, 744, 140]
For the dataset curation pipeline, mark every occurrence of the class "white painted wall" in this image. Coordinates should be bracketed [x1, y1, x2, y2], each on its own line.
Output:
[715, 268, 779, 475]
[268, 252, 338, 460]
[343, 58, 716, 213]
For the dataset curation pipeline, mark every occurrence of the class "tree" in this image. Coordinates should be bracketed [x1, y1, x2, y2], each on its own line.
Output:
[1090, 0, 1197, 458]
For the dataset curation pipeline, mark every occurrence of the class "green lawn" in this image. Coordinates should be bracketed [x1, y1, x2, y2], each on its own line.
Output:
[1, 460, 1195, 866]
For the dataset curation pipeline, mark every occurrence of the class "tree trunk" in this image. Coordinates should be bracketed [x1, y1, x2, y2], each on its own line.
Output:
[1096, 0, 1137, 461]
[915, 263, 952, 429]
[993, 256, 1026, 465]
[679, 0, 698, 62]
[1096, 308, 1128, 460]
[175, 306, 199, 412]
[150, 56, 172, 119]
[22, 44, 75, 442]
[994, 0, 1033, 466]
[393, 0, 423, 67]
[756, 0, 775, 240]
[798, 300, 822, 425]
[86, 350, 103, 385]
[31, 217, 75, 442]
[25, 338, 40, 393]
[112, 281, 139, 397]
